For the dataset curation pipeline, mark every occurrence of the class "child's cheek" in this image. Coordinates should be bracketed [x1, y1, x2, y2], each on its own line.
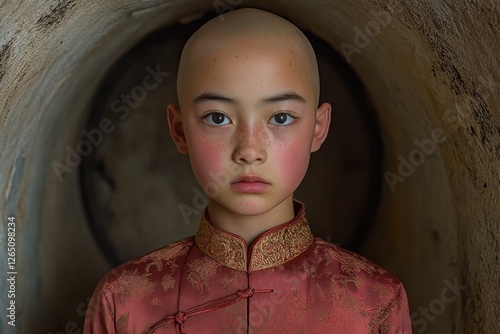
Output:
[276, 136, 311, 188]
[190, 138, 227, 186]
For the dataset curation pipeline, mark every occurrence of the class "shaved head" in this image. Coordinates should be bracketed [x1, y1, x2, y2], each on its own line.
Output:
[177, 8, 320, 106]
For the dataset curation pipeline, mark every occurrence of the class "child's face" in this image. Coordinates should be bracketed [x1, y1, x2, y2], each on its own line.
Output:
[168, 22, 330, 217]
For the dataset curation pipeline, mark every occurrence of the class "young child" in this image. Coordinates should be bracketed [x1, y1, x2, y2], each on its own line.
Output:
[84, 8, 411, 334]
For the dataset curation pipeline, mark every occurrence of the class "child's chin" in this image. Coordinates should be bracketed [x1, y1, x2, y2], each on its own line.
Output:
[219, 197, 275, 216]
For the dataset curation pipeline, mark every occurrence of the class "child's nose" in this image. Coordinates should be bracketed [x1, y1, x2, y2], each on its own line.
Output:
[232, 123, 267, 165]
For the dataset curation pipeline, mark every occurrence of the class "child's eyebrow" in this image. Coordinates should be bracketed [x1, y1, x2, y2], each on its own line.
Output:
[194, 92, 234, 104]
[260, 91, 307, 105]
[193, 91, 307, 105]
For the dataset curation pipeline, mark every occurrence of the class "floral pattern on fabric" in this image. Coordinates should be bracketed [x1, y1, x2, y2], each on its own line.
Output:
[84, 201, 412, 334]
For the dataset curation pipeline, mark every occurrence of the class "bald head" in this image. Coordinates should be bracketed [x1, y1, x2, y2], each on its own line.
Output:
[177, 8, 320, 106]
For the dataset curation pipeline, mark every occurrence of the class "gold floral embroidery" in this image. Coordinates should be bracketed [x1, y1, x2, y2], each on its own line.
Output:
[133, 239, 192, 268]
[195, 200, 314, 272]
[150, 296, 161, 306]
[316, 239, 387, 278]
[186, 257, 221, 294]
[195, 218, 247, 271]
[249, 210, 313, 271]
[220, 269, 244, 293]
[87, 218, 411, 333]
[111, 269, 156, 306]
[116, 312, 129, 332]
[161, 274, 175, 292]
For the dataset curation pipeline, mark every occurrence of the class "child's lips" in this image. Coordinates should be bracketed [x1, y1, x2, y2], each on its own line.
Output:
[231, 175, 269, 184]
[231, 175, 270, 193]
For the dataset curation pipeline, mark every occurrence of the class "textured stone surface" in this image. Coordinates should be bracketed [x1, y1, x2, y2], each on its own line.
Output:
[0, 0, 498, 333]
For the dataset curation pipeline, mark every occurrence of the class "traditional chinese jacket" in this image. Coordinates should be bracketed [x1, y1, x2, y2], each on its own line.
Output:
[84, 201, 412, 333]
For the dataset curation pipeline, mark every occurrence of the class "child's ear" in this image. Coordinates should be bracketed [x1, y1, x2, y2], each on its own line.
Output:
[167, 103, 189, 154]
[311, 102, 331, 152]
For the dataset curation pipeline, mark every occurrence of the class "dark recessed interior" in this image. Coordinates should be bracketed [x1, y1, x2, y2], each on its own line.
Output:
[81, 12, 383, 267]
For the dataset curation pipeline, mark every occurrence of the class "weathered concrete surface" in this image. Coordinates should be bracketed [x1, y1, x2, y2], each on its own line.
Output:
[0, 0, 499, 333]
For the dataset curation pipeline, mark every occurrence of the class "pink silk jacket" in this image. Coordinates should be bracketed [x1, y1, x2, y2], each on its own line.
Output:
[84, 201, 412, 333]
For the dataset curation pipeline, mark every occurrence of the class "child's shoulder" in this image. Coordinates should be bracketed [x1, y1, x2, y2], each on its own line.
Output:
[312, 237, 402, 288]
[127, 236, 195, 266]
[309, 238, 409, 326]
[96, 236, 195, 293]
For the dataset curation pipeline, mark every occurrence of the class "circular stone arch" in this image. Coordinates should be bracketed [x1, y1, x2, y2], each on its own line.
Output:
[0, 1, 498, 333]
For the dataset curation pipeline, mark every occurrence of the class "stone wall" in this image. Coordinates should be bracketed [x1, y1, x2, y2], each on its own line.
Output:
[0, 0, 498, 333]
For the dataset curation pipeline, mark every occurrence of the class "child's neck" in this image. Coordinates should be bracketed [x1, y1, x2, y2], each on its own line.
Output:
[206, 198, 295, 247]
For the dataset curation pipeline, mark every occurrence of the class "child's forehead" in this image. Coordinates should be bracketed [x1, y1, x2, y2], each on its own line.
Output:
[188, 34, 305, 64]
[177, 8, 320, 104]
[184, 40, 314, 94]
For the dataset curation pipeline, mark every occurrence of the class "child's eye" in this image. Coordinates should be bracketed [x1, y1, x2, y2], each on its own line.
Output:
[204, 112, 230, 126]
[269, 113, 295, 126]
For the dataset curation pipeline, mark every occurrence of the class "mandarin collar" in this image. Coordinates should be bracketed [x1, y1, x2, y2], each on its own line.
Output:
[195, 200, 313, 272]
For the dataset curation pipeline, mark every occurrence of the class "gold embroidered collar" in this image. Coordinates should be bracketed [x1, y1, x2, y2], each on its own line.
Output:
[195, 200, 313, 272]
